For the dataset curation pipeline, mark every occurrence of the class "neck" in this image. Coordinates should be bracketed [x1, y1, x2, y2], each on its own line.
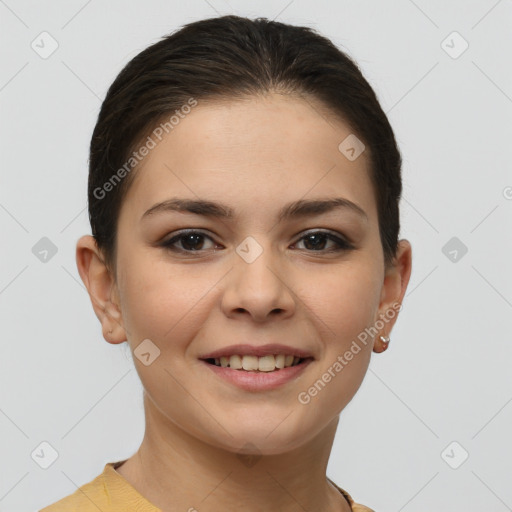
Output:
[116, 394, 351, 512]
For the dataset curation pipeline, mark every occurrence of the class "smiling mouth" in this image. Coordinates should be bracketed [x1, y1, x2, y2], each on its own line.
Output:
[202, 355, 313, 372]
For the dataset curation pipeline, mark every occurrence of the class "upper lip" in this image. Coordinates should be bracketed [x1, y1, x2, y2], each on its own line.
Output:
[199, 343, 314, 360]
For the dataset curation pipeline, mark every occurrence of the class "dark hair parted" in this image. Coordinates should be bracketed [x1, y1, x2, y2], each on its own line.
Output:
[88, 14, 403, 273]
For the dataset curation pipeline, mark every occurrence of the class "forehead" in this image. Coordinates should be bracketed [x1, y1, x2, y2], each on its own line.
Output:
[121, 93, 377, 224]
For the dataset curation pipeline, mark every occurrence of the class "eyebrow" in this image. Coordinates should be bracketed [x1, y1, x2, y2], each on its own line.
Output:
[141, 197, 368, 223]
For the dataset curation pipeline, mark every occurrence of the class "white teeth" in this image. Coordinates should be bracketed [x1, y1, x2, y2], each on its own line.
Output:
[229, 355, 243, 369]
[211, 354, 306, 371]
[242, 355, 259, 371]
[275, 354, 285, 369]
[258, 355, 276, 372]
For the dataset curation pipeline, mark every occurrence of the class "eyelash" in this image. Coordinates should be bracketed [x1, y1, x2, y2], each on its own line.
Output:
[160, 229, 354, 255]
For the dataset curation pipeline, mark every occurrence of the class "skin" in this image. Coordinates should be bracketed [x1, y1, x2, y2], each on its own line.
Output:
[76, 92, 412, 512]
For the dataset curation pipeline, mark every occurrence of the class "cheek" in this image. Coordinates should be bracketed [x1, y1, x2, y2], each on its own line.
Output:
[296, 266, 380, 417]
[117, 254, 216, 346]
[295, 259, 382, 338]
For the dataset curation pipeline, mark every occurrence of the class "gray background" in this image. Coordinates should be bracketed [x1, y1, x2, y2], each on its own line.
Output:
[1, 1, 511, 511]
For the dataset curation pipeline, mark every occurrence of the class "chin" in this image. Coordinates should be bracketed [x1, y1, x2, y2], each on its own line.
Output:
[207, 418, 316, 457]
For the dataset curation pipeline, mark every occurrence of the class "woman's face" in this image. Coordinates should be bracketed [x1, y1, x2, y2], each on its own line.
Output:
[93, 93, 409, 454]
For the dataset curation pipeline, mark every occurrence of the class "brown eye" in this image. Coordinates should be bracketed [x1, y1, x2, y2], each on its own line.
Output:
[161, 230, 217, 253]
[293, 231, 353, 252]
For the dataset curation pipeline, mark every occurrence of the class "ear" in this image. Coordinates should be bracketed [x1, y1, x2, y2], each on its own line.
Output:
[373, 239, 412, 353]
[75, 235, 127, 344]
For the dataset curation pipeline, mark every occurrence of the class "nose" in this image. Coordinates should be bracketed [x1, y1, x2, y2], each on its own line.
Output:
[220, 240, 296, 323]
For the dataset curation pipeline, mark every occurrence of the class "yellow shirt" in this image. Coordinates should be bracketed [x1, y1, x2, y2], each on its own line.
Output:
[40, 460, 375, 511]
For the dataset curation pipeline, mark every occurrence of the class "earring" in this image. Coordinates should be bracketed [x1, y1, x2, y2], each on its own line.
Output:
[379, 335, 390, 350]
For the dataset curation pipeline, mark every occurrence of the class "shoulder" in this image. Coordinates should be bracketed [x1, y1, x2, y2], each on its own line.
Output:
[39, 467, 111, 512]
[352, 504, 376, 512]
[39, 460, 160, 512]
[327, 478, 376, 512]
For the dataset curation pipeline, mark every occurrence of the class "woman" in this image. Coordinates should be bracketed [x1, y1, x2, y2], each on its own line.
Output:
[42, 14, 412, 512]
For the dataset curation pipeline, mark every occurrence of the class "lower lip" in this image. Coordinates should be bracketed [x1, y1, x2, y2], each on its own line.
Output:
[200, 359, 314, 392]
